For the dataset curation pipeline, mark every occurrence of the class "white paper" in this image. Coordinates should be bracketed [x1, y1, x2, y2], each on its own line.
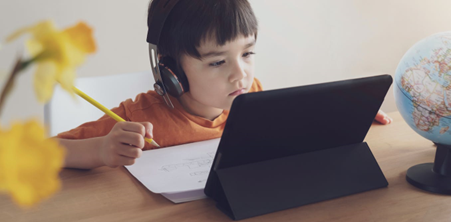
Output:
[125, 138, 220, 193]
[161, 189, 207, 203]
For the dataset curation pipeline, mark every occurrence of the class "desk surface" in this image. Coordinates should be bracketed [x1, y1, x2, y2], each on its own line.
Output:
[2, 112, 451, 222]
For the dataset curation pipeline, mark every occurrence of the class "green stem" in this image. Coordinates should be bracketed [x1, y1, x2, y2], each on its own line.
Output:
[0, 53, 44, 118]
[0, 58, 23, 118]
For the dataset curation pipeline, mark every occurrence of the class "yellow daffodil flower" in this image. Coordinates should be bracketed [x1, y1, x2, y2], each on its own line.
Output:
[0, 119, 65, 207]
[6, 20, 96, 103]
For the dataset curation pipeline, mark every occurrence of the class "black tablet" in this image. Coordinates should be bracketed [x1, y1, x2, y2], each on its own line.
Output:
[204, 74, 392, 219]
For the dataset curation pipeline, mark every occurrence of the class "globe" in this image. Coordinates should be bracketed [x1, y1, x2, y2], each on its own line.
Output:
[395, 32, 451, 195]
[394, 31, 451, 145]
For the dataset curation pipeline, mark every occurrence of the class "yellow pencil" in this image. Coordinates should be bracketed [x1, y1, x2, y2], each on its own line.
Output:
[72, 86, 160, 147]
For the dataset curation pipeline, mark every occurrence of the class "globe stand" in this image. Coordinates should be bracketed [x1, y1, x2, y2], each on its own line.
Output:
[406, 144, 451, 194]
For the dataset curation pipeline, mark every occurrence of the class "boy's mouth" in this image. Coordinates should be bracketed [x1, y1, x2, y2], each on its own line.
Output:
[229, 88, 246, 96]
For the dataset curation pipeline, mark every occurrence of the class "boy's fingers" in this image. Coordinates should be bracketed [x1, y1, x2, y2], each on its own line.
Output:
[118, 121, 153, 138]
[374, 111, 385, 123]
[119, 122, 146, 136]
[138, 122, 154, 138]
[117, 145, 142, 158]
[117, 155, 136, 166]
[117, 131, 145, 148]
[375, 110, 393, 125]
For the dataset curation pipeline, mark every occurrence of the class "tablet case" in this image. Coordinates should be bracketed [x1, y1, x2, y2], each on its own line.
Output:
[204, 74, 393, 220]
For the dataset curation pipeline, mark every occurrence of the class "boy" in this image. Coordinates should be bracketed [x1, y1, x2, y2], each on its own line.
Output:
[56, 0, 392, 170]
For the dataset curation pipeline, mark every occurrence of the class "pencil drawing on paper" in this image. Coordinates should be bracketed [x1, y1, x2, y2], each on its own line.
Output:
[190, 171, 209, 176]
[159, 152, 215, 173]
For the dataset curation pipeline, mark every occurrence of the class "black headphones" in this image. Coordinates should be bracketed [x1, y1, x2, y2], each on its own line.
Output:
[147, 0, 187, 108]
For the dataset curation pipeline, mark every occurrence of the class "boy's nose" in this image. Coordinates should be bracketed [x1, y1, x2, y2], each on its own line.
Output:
[229, 61, 247, 83]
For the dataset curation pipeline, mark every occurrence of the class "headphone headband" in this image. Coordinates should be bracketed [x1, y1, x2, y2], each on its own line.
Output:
[147, 0, 181, 44]
[147, 0, 182, 108]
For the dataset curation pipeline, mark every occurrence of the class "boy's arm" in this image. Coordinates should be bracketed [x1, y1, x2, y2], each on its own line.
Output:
[56, 121, 153, 170]
[57, 137, 106, 169]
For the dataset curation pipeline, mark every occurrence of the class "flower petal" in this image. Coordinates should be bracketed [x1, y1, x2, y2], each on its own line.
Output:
[5, 20, 96, 105]
[25, 39, 44, 58]
[33, 61, 57, 103]
[57, 67, 76, 100]
[0, 120, 65, 207]
[63, 22, 96, 53]
[28, 20, 58, 42]
[60, 38, 86, 67]
[5, 26, 31, 43]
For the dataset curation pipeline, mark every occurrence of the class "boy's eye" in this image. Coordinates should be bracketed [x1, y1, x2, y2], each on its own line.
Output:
[209, 60, 226, 67]
[209, 52, 255, 67]
[243, 51, 256, 58]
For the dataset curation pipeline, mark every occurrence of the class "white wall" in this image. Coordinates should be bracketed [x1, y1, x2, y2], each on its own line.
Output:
[1, 0, 451, 126]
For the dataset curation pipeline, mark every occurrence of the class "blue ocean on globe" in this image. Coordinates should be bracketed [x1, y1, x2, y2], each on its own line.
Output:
[394, 31, 451, 145]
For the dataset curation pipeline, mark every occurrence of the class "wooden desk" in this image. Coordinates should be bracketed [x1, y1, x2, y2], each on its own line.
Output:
[1, 112, 451, 222]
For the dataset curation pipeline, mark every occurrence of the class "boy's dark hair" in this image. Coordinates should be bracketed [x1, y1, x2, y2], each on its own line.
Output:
[148, 0, 258, 61]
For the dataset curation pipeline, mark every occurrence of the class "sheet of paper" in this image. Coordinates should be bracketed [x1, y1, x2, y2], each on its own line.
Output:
[125, 138, 220, 193]
[161, 189, 207, 203]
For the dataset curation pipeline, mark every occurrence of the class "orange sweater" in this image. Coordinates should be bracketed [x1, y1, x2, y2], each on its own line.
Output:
[57, 78, 263, 150]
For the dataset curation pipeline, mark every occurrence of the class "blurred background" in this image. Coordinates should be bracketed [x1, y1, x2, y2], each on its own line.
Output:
[1, 0, 451, 126]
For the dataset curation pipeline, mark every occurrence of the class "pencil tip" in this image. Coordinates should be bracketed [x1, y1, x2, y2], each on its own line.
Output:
[152, 140, 160, 147]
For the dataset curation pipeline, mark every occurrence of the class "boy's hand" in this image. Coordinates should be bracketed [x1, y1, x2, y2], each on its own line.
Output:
[99, 121, 153, 168]
[374, 110, 392, 125]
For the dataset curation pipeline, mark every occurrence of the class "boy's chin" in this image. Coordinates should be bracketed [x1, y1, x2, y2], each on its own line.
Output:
[212, 96, 243, 111]
[221, 94, 244, 110]
[216, 102, 233, 111]
[218, 104, 232, 111]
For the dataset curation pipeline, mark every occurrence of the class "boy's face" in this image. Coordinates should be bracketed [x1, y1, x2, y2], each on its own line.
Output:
[179, 35, 256, 119]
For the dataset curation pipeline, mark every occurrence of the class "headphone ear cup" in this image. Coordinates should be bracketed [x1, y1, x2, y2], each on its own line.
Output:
[159, 57, 186, 97]
[160, 66, 184, 97]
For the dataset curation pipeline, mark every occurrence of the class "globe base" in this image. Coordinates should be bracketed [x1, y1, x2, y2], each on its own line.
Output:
[406, 163, 451, 194]
[406, 144, 451, 195]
